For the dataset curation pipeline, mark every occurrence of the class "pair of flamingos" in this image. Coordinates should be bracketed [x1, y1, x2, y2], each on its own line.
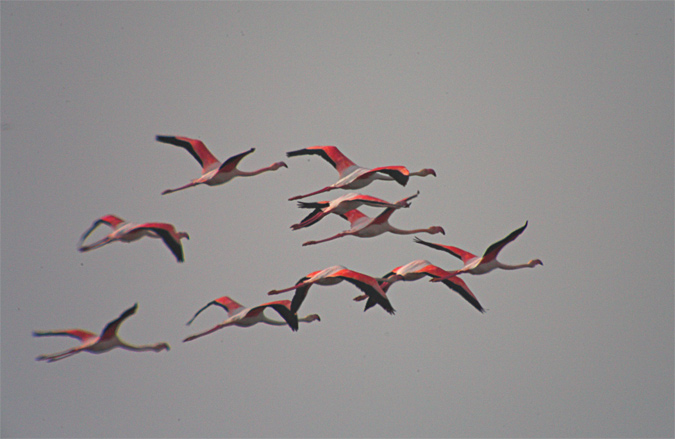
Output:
[34, 299, 320, 362]
[76, 138, 440, 262]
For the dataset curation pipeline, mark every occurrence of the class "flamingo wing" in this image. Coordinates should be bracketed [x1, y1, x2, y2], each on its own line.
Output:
[482, 221, 529, 262]
[359, 166, 410, 186]
[99, 303, 138, 340]
[422, 265, 485, 313]
[133, 223, 186, 262]
[246, 300, 299, 332]
[289, 282, 312, 314]
[286, 146, 358, 177]
[335, 269, 395, 315]
[413, 237, 477, 263]
[218, 148, 255, 173]
[341, 209, 369, 226]
[78, 215, 125, 247]
[156, 135, 220, 171]
[186, 296, 243, 325]
[293, 201, 330, 229]
[32, 329, 97, 342]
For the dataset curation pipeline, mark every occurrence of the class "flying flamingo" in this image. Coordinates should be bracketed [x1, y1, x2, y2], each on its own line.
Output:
[267, 265, 396, 315]
[78, 214, 190, 262]
[156, 135, 287, 195]
[291, 192, 407, 230]
[301, 192, 445, 246]
[286, 145, 436, 201]
[352, 259, 485, 313]
[414, 221, 543, 282]
[183, 297, 320, 342]
[33, 303, 170, 363]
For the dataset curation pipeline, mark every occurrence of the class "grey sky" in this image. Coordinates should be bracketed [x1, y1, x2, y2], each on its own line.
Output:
[2, 2, 673, 438]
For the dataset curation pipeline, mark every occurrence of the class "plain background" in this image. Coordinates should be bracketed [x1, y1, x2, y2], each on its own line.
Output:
[2, 2, 673, 438]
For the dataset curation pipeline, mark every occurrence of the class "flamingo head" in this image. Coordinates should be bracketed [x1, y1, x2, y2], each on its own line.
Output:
[153, 342, 171, 352]
[410, 168, 436, 177]
[529, 259, 543, 267]
[429, 226, 445, 235]
[178, 232, 190, 240]
[272, 161, 288, 170]
[303, 314, 321, 323]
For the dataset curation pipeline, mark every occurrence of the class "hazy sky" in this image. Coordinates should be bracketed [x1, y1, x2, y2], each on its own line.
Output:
[2, 2, 673, 438]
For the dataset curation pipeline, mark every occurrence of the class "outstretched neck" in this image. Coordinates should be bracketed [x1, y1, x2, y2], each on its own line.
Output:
[496, 260, 541, 270]
[119, 341, 168, 352]
[236, 162, 287, 177]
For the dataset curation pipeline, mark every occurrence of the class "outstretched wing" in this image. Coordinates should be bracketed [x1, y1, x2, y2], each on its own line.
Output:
[289, 278, 312, 315]
[287, 146, 357, 177]
[186, 296, 242, 325]
[336, 269, 395, 315]
[156, 135, 220, 171]
[218, 148, 255, 173]
[482, 221, 528, 262]
[247, 300, 299, 332]
[421, 265, 485, 313]
[133, 223, 186, 262]
[100, 303, 138, 340]
[360, 166, 410, 186]
[78, 215, 125, 247]
[413, 237, 476, 263]
[33, 329, 97, 342]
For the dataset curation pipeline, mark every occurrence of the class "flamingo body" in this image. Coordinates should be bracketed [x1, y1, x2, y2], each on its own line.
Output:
[415, 221, 543, 281]
[33, 303, 170, 362]
[286, 146, 435, 200]
[157, 135, 287, 195]
[183, 297, 320, 342]
[302, 192, 445, 246]
[78, 215, 190, 262]
[268, 265, 395, 315]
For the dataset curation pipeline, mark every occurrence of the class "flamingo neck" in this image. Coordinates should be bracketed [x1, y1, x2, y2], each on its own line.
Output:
[119, 341, 166, 352]
[495, 261, 536, 270]
[387, 226, 433, 235]
[235, 166, 275, 177]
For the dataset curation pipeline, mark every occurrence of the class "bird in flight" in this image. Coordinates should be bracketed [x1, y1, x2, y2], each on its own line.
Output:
[268, 265, 396, 315]
[415, 221, 543, 282]
[353, 259, 485, 314]
[156, 135, 287, 195]
[78, 214, 190, 262]
[183, 296, 320, 342]
[286, 145, 435, 200]
[301, 191, 444, 246]
[33, 303, 170, 362]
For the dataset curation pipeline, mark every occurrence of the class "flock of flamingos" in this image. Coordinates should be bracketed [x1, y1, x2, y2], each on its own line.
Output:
[33, 137, 543, 362]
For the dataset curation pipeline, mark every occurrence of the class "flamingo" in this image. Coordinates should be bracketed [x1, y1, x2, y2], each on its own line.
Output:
[291, 192, 407, 230]
[33, 303, 170, 363]
[286, 145, 436, 201]
[301, 191, 445, 246]
[352, 259, 485, 313]
[78, 214, 190, 262]
[183, 297, 320, 342]
[267, 265, 396, 315]
[414, 221, 543, 282]
[156, 135, 287, 195]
